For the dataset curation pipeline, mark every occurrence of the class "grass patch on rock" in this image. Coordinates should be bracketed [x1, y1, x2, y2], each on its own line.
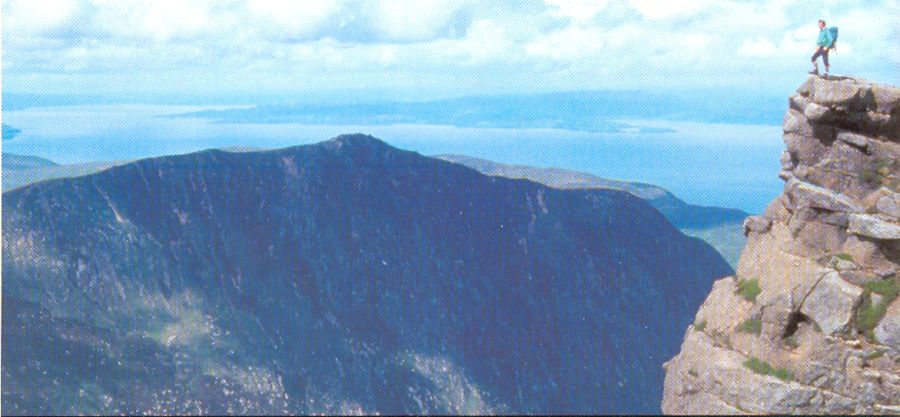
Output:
[739, 318, 762, 335]
[694, 320, 707, 332]
[736, 278, 761, 303]
[743, 357, 793, 382]
[866, 349, 888, 360]
[834, 253, 854, 262]
[860, 158, 897, 187]
[865, 279, 899, 300]
[857, 279, 899, 339]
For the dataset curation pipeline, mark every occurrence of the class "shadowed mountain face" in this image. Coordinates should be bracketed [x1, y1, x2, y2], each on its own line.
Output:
[434, 154, 748, 230]
[2, 134, 732, 415]
[435, 154, 749, 267]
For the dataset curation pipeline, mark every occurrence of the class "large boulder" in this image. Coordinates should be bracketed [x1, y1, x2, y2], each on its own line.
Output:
[874, 299, 900, 351]
[811, 80, 866, 108]
[804, 102, 834, 122]
[872, 85, 900, 114]
[848, 214, 900, 240]
[836, 130, 870, 149]
[786, 180, 862, 213]
[799, 271, 864, 335]
[743, 216, 772, 235]
[876, 191, 900, 218]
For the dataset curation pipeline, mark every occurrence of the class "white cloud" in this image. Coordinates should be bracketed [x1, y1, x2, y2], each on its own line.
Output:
[526, 21, 710, 64]
[245, 0, 341, 38]
[443, 19, 515, 64]
[89, 0, 223, 41]
[1, 0, 897, 95]
[138, 0, 215, 41]
[546, 0, 711, 21]
[736, 37, 778, 57]
[525, 26, 605, 59]
[544, 0, 610, 20]
[371, 0, 474, 41]
[734, 28, 807, 59]
[626, 0, 709, 20]
[3, 0, 85, 34]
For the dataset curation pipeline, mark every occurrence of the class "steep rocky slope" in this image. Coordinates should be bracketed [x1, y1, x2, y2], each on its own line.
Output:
[1, 151, 748, 265]
[433, 154, 748, 230]
[663, 77, 900, 414]
[2, 134, 732, 415]
[434, 154, 748, 266]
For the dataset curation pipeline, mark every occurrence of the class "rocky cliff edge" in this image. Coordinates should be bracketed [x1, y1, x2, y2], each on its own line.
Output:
[662, 76, 900, 415]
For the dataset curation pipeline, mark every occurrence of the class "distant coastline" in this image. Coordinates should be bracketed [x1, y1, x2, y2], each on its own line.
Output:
[2, 103, 783, 213]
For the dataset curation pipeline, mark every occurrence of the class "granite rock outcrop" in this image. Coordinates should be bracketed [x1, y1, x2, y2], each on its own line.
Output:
[663, 76, 900, 415]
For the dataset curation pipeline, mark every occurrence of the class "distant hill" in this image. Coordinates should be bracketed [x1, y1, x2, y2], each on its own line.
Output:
[4, 91, 786, 127]
[1, 148, 265, 192]
[3, 158, 124, 192]
[2, 134, 732, 415]
[171, 90, 785, 133]
[2, 124, 22, 140]
[3, 153, 57, 170]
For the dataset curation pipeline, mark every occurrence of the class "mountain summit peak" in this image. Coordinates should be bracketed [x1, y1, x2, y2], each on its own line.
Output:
[325, 133, 393, 150]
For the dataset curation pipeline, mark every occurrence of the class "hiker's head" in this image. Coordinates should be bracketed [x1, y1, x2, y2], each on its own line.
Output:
[818, 20, 826, 29]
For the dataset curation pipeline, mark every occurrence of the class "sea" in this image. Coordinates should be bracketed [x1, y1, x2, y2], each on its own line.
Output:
[1, 104, 785, 214]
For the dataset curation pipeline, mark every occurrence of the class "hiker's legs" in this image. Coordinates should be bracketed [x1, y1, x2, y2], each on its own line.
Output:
[810, 47, 824, 73]
[823, 49, 830, 73]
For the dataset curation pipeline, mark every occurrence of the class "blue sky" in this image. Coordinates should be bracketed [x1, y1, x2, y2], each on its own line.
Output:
[3, 0, 899, 100]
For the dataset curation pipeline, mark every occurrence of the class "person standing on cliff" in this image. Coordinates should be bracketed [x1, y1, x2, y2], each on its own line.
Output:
[810, 19, 836, 77]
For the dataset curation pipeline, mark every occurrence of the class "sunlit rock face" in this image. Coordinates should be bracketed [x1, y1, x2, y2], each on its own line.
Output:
[2, 134, 731, 415]
[663, 77, 900, 415]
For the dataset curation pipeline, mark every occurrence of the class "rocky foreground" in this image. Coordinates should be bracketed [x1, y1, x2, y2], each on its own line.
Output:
[663, 76, 900, 414]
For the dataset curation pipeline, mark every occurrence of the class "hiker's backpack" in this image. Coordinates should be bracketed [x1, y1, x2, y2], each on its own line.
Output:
[828, 27, 839, 50]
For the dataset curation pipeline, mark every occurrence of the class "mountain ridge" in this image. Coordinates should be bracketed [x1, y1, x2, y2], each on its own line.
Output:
[2, 145, 748, 266]
[434, 153, 749, 229]
[3, 133, 732, 415]
[433, 153, 748, 267]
